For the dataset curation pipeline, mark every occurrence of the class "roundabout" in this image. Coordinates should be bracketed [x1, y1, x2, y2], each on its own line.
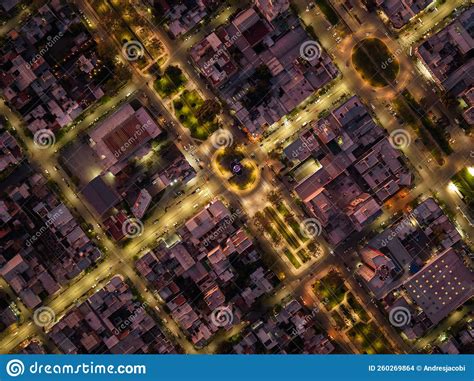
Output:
[351, 38, 400, 88]
[212, 146, 260, 194]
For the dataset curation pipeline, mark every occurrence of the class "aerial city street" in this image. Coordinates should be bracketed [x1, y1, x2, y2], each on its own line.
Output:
[0, 0, 472, 356]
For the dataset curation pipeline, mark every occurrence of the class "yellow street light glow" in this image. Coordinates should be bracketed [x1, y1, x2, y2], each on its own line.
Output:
[448, 182, 464, 199]
[468, 167, 474, 176]
[448, 182, 458, 193]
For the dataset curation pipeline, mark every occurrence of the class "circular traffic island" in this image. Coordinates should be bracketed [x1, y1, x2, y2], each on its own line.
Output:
[351, 38, 399, 88]
[214, 147, 259, 193]
[216, 147, 245, 173]
[228, 159, 258, 191]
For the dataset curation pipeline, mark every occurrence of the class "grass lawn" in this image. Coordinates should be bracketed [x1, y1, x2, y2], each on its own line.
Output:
[352, 38, 399, 87]
[296, 249, 311, 263]
[267, 224, 281, 244]
[265, 206, 300, 249]
[256, 211, 281, 244]
[347, 322, 391, 354]
[173, 90, 218, 140]
[347, 292, 370, 323]
[331, 311, 347, 330]
[315, 0, 339, 25]
[216, 148, 245, 173]
[216, 149, 257, 190]
[154, 65, 187, 98]
[154, 74, 186, 98]
[284, 249, 301, 269]
[452, 168, 474, 212]
[393, 97, 416, 124]
[340, 304, 357, 324]
[276, 203, 308, 242]
[276, 203, 289, 216]
[313, 270, 348, 311]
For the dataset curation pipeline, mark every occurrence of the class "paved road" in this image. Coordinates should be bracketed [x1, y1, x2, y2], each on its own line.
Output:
[0, 0, 472, 355]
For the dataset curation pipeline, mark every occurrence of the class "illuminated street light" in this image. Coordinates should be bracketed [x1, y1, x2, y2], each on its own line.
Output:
[448, 182, 463, 199]
[448, 182, 458, 192]
[467, 167, 474, 176]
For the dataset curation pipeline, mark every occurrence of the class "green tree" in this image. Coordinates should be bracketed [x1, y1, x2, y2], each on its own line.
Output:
[196, 99, 221, 124]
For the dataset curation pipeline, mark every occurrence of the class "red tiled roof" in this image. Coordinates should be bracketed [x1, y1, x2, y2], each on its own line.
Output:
[103, 115, 151, 160]
[104, 212, 127, 241]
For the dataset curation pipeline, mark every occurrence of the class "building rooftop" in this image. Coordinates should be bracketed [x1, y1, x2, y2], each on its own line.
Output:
[417, 7, 474, 95]
[81, 175, 121, 216]
[404, 247, 474, 325]
[377, 0, 431, 28]
[89, 103, 162, 172]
